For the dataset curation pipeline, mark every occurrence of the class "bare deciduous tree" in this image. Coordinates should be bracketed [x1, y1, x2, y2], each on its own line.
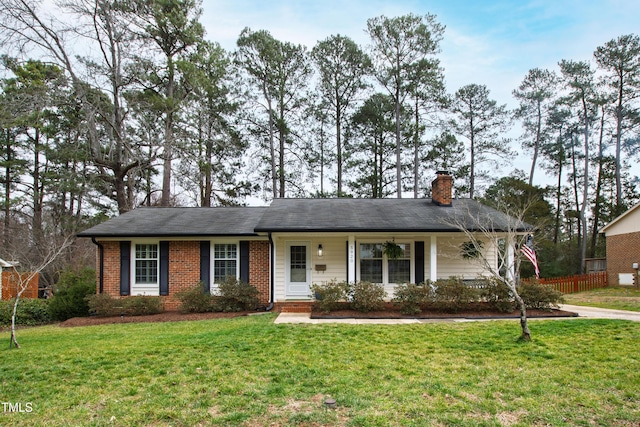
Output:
[442, 201, 536, 340]
[8, 235, 72, 349]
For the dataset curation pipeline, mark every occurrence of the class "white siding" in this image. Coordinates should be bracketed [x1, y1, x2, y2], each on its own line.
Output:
[274, 236, 348, 301]
[273, 233, 499, 301]
[436, 236, 498, 279]
[603, 204, 640, 236]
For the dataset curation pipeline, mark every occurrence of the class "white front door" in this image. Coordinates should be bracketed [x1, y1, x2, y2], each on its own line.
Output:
[285, 241, 311, 297]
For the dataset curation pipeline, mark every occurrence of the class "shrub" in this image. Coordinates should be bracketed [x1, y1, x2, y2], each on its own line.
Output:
[392, 283, 432, 315]
[86, 293, 120, 317]
[122, 296, 164, 316]
[481, 278, 515, 313]
[349, 281, 386, 313]
[86, 294, 164, 316]
[311, 280, 350, 313]
[518, 281, 564, 311]
[176, 283, 215, 313]
[213, 278, 259, 312]
[48, 268, 97, 321]
[0, 299, 51, 326]
[432, 277, 479, 313]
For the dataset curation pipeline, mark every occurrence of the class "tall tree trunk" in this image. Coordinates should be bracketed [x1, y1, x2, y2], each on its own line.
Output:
[413, 97, 419, 198]
[32, 129, 43, 246]
[554, 156, 563, 245]
[614, 77, 624, 213]
[161, 56, 175, 207]
[204, 128, 213, 207]
[580, 103, 589, 273]
[590, 109, 606, 257]
[263, 81, 277, 199]
[528, 102, 542, 186]
[395, 86, 402, 198]
[336, 101, 342, 196]
[278, 117, 285, 199]
[570, 132, 582, 270]
[4, 130, 12, 242]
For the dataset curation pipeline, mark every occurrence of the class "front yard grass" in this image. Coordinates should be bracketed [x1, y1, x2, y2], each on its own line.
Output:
[1, 314, 639, 426]
[563, 286, 640, 312]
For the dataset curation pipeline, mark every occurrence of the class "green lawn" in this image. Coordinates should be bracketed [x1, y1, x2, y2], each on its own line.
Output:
[1, 314, 639, 426]
[563, 286, 640, 312]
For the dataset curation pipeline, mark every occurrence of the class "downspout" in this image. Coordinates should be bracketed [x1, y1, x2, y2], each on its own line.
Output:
[265, 232, 275, 311]
[91, 237, 104, 294]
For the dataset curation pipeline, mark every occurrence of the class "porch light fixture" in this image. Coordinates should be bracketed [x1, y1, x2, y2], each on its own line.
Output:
[317, 244, 323, 257]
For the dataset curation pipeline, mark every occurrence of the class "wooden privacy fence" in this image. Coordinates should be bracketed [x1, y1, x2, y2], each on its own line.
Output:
[525, 272, 608, 294]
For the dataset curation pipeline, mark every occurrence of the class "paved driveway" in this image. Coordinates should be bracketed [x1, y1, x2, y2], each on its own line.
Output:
[559, 304, 640, 322]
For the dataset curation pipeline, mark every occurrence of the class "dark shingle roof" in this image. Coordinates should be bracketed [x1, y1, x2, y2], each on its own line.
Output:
[77, 207, 267, 237]
[77, 199, 532, 238]
[254, 198, 530, 233]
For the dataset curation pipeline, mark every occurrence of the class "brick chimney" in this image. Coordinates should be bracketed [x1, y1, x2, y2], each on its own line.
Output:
[431, 171, 453, 206]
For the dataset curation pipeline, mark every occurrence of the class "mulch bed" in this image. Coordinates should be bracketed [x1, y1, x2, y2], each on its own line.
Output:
[59, 311, 256, 327]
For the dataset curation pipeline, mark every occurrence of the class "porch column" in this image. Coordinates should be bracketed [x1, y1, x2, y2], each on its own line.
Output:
[506, 237, 515, 283]
[430, 235, 438, 282]
[348, 235, 356, 283]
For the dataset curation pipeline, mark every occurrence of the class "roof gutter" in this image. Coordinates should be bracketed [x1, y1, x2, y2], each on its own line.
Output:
[91, 237, 104, 294]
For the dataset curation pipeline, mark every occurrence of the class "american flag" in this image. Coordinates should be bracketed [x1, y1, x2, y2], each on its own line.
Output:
[521, 234, 540, 279]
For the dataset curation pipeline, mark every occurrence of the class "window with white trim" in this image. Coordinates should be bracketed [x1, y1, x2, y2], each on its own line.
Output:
[131, 243, 160, 296]
[213, 243, 238, 283]
[359, 242, 412, 284]
[135, 244, 158, 284]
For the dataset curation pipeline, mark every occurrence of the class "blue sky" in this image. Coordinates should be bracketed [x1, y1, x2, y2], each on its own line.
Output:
[201, 0, 640, 108]
[201, 0, 640, 189]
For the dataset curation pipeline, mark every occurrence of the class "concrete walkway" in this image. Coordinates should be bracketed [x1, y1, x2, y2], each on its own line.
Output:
[274, 305, 640, 324]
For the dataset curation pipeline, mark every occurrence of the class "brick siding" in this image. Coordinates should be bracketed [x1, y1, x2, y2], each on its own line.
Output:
[274, 301, 314, 312]
[100, 241, 120, 297]
[431, 172, 453, 206]
[97, 239, 271, 311]
[606, 231, 640, 286]
[249, 240, 271, 304]
[165, 241, 200, 310]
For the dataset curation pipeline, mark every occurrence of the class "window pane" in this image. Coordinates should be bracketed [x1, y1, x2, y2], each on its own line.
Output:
[135, 260, 158, 284]
[360, 259, 382, 283]
[360, 243, 382, 259]
[388, 259, 410, 284]
[136, 244, 157, 260]
[214, 260, 237, 283]
[214, 244, 237, 259]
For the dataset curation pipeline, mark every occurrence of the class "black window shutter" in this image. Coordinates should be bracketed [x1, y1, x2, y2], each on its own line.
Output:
[240, 241, 250, 283]
[120, 241, 131, 296]
[159, 241, 169, 296]
[200, 241, 211, 293]
[415, 241, 425, 284]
